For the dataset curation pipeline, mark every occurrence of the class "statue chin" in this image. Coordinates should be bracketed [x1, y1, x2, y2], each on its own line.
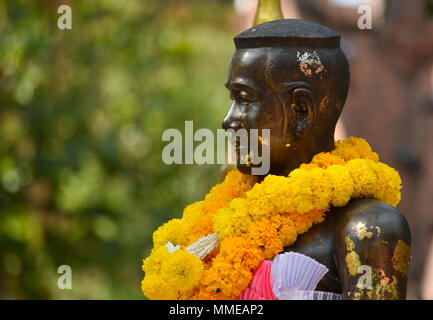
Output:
[236, 161, 268, 177]
[236, 163, 252, 175]
[235, 146, 254, 175]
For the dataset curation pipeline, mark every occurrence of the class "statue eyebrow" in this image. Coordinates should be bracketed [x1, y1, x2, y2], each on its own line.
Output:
[228, 81, 256, 93]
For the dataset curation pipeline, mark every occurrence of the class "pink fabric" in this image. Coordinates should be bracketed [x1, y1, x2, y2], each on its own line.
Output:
[238, 260, 276, 300]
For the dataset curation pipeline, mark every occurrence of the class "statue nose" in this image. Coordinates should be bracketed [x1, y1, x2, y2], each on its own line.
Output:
[222, 102, 242, 131]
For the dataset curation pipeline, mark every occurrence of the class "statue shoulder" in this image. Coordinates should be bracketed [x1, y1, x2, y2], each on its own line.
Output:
[332, 198, 411, 299]
[334, 198, 411, 246]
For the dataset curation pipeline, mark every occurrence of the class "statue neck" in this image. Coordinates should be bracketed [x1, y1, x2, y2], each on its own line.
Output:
[272, 134, 335, 177]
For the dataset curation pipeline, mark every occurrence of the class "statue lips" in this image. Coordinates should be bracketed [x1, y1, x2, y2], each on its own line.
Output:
[236, 146, 250, 166]
[232, 132, 248, 154]
[233, 132, 252, 166]
[235, 141, 248, 152]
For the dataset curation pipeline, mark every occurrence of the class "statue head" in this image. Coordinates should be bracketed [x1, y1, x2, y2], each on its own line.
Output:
[223, 19, 350, 176]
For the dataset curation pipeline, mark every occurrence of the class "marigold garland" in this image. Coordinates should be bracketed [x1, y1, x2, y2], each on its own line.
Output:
[141, 137, 402, 300]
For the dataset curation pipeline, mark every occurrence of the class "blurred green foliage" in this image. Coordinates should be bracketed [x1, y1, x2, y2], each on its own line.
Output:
[0, 0, 235, 298]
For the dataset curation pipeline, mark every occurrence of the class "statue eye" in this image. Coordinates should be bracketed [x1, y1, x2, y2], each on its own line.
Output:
[241, 98, 250, 106]
[238, 90, 254, 107]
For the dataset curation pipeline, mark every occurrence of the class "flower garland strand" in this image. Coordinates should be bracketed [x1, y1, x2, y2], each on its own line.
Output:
[141, 137, 402, 300]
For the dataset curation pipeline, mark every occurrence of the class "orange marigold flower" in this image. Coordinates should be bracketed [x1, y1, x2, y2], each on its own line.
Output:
[197, 237, 264, 299]
[290, 209, 325, 235]
[185, 212, 214, 245]
[247, 219, 283, 259]
[218, 237, 264, 271]
[205, 170, 256, 210]
[269, 214, 298, 247]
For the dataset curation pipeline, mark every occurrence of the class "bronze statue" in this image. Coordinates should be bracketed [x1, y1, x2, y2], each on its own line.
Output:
[222, 19, 411, 300]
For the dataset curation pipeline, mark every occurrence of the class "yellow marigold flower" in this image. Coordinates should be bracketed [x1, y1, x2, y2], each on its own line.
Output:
[153, 218, 189, 248]
[246, 182, 276, 220]
[182, 201, 205, 222]
[180, 171, 256, 245]
[299, 163, 320, 171]
[270, 214, 298, 247]
[308, 168, 333, 210]
[285, 168, 331, 213]
[345, 159, 377, 198]
[141, 274, 178, 300]
[371, 161, 402, 207]
[332, 144, 358, 161]
[263, 175, 295, 215]
[213, 198, 252, 240]
[182, 201, 210, 245]
[248, 219, 283, 259]
[246, 174, 291, 219]
[333, 137, 379, 162]
[325, 164, 354, 207]
[312, 152, 345, 168]
[142, 246, 170, 275]
[160, 249, 204, 292]
[179, 288, 197, 300]
[284, 171, 315, 213]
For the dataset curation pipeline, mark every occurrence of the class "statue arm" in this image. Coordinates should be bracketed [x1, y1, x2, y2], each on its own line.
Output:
[335, 200, 411, 300]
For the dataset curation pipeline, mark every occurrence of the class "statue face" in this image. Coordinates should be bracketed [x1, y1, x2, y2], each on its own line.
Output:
[224, 21, 350, 176]
[223, 49, 296, 175]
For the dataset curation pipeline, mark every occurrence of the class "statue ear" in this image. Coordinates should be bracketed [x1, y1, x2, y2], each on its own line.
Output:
[290, 87, 316, 138]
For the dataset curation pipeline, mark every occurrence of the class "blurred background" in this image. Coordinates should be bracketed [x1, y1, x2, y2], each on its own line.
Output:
[0, 0, 432, 299]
